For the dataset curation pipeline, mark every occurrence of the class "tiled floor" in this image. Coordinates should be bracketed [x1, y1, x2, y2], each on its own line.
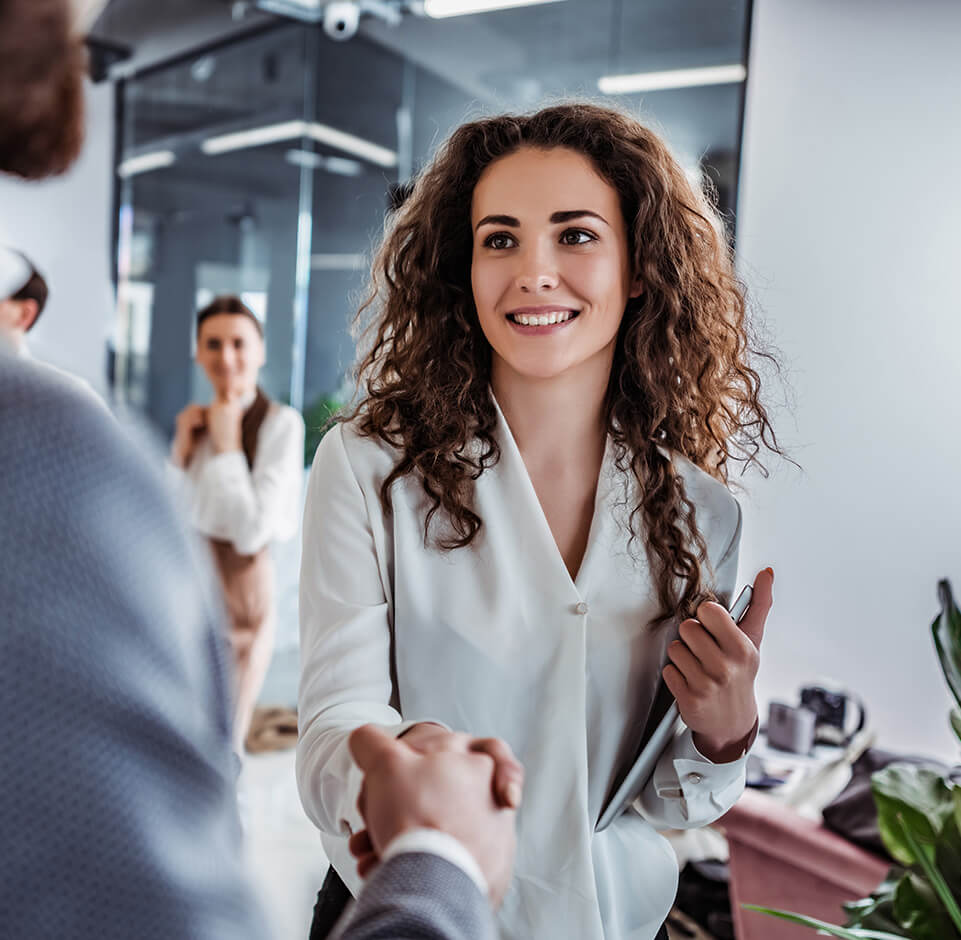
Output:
[238, 748, 328, 939]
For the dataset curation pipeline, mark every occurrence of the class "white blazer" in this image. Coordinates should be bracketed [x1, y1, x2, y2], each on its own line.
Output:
[297, 403, 746, 940]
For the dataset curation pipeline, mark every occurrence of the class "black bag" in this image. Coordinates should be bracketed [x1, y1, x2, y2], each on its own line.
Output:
[821, 748, 960, 859]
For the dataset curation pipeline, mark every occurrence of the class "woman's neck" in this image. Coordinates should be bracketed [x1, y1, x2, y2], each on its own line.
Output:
[492, 360, 610, 474]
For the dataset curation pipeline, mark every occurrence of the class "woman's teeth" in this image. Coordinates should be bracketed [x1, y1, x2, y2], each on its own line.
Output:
[510, 310, 575, 326]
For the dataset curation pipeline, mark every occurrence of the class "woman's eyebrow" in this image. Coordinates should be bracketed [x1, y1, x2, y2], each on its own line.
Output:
[474, 209, 610, 232]
[550, 209, 609, 226]
[475, 214, 519, 231]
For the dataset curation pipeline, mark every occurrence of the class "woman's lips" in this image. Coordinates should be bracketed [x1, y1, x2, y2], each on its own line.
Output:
[506, 308, 580, 334]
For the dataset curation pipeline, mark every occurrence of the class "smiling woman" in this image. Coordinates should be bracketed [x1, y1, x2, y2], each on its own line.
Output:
[296, 102, 782, 940]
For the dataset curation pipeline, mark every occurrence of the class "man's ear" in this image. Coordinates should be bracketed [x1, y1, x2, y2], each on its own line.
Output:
[18, 300, 40, 333]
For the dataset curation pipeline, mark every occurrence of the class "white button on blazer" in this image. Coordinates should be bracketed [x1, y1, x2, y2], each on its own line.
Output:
[297, 401, 746, 940]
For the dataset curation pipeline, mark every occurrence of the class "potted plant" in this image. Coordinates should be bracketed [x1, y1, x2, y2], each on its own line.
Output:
[747, 579, 961, 939]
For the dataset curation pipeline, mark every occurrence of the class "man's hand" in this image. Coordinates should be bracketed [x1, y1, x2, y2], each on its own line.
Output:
[347, 725, 520, 908]
[170, 404, 207, 468]
[400, 722, 524, 810]
[663, 567, 775, 763]
[206, 400, 243, 454]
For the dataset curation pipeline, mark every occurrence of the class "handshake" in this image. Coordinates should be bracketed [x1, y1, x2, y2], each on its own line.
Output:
[347, 723, 525, 907]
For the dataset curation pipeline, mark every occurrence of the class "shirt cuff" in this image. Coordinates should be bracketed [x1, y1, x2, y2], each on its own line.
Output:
[654, 727, 748, 816]
[382, 828, 488, 899]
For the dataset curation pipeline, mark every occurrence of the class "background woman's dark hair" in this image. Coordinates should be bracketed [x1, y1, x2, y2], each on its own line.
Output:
[0, 0, 87, 180]
[349, 102, 783, 622]
[196, 295, 264, 338]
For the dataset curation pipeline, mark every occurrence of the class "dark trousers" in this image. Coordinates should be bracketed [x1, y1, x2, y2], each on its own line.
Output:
[307, 866, 670, 939]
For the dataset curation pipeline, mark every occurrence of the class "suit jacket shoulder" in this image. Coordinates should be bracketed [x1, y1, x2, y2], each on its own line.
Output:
[0, 353, 270, 940]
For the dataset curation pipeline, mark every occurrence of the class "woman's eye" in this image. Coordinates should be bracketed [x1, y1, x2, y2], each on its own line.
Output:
[484, 232, 516, 250]
[560, 229, 595, 246]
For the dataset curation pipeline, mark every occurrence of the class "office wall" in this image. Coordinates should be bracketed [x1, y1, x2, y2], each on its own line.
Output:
[0, 79, 115, 393]
[736, 0, 961, 758]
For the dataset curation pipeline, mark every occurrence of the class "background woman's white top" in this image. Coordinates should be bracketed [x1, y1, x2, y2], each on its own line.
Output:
[297, 406, 747, 940]
[171, 403, 304, 555]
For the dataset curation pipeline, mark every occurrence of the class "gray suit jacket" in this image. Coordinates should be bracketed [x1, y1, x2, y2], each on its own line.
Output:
[0, 353, 493, 940]
[332, 852, 495, 940]
[0, 354, 270, 939]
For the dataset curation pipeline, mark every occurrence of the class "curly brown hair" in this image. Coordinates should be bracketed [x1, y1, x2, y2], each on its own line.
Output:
[0, 0, 87, 180]
[348, 102, 783, 623]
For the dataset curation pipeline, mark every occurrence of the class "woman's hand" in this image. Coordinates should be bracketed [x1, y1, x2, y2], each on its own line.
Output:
[663, 567, 775, 763]
[400, 723, 524, 810]
[170, 404, 207, 468]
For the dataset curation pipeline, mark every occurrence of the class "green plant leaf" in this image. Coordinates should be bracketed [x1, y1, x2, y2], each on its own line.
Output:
[872, 765, 954, 865]
[742, 906, 908, 938]
[843, 869, 905, 933]
[951, 708, 961, 749]
[896, 813, 961, 934]
[936, 808, 961, 898]
[892, 871, 955, 939]
[933, 579, 961, 713]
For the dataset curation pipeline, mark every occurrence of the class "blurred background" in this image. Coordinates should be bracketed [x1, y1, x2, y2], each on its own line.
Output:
[1, 1, 959, 935]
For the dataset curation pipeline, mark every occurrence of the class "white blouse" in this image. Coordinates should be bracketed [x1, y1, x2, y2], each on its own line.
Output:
[297, 405, 746, 940]
[171, 402, 305, 555]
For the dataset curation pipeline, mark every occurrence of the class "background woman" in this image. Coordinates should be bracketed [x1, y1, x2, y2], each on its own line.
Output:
[171, 295, 305, 751]
[297, 103, 780, 939]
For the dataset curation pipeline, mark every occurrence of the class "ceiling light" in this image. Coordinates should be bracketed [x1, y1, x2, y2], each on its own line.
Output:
[254, 0, 323, 22]
[117, 150, 176, 178]
[203, 120, 397, 168]
[423, 0, 566, 17]
[202, 120, 307, 155]
[598, 64, 747, 95]
[285, 149, 364, 176]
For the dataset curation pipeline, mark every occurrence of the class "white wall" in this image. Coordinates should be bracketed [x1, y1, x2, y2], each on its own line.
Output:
[737, 0, 961, 759]
[0, 79, 115, 393]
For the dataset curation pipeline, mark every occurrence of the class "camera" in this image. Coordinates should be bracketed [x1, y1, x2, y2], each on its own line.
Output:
[766, 701, 817, 755]
[323, 2, 360, 40]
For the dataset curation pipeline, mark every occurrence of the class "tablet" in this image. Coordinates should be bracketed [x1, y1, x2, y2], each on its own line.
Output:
[595, 585, 753, 832]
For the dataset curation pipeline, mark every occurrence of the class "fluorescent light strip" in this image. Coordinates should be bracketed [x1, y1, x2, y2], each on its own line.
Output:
[203, 120, 397, 168]
[598, 64, 747, 95]
[202, 120, 307, 155]
[424, 0, 566, 17]
[311, 253, 367, 271]
[117, 150, 176, 178]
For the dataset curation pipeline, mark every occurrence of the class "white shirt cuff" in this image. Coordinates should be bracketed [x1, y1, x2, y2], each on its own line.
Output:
[382, 828, 488, 899]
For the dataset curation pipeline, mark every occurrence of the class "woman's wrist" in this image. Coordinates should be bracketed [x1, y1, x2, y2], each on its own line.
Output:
[693, 714, 759, 764]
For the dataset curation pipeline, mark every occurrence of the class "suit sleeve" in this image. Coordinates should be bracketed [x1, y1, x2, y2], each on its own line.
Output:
[330, 853, 496, 940]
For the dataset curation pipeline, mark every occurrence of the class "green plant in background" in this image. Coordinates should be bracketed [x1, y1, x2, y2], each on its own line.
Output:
[302, 393, 344, 466]
[747, 579, 961, 939]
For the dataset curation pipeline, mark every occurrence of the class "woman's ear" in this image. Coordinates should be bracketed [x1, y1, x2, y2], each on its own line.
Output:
[629, 273, 644, 299]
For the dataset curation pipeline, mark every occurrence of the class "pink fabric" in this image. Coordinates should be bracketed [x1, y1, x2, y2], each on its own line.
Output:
[720, 789, 890, 940]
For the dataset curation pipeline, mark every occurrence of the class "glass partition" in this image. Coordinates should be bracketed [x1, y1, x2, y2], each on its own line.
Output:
[111, 0, 751, 448]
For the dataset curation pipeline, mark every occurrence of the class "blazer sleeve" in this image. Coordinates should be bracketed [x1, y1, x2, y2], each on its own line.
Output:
[330, 853, 496, 940]
[633, 499, 748, 829]
[296, 425, 427, 838]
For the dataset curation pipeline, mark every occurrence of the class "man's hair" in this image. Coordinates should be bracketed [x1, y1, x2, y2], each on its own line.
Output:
[0, 0, 87, 180]
[11, 260, 49, 330]
[196, 295, 264, 338]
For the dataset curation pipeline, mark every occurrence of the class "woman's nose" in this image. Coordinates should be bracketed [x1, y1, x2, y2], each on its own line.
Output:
[514, 245, 559, 292]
